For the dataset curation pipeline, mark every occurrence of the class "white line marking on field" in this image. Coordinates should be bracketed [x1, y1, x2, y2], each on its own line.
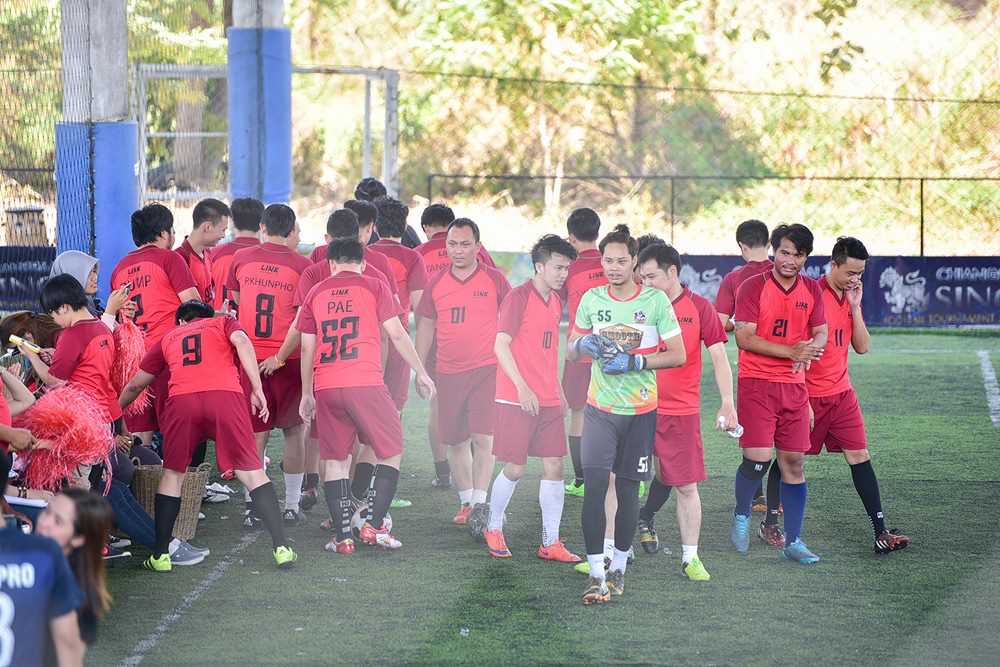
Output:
[977, 350, 1000, 426]
[119, 532, 261, 667]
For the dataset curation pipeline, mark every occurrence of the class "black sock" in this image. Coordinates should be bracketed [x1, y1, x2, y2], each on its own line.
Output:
[324, 479, 352, 541]
[352, 462, 375, 502]
[368, 465, 400, 529]
[850, 460, 886, 538]
[304, 473, 320, 491]
[765, 463, 782, 527]
[434, 459, 451, 479]
[153, 494, 181, 558]
[753, 482, 764, 500]
[568, 436, 583, 483]
[189, 441, 208, 467]
[249, 482, 288, 550]
[614, 476, 641, 553]
[581, 468, 610, 555]
[639, 479, 671, 524]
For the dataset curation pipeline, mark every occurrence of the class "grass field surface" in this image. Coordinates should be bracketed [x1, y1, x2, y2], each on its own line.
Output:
[88, 332, 1000, 666]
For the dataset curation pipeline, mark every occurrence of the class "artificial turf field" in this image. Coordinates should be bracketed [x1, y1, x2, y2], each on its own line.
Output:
[89, 331, 1000, 667]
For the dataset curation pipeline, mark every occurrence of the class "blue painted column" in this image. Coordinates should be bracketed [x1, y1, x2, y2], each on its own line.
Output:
[228, 23, 292, 204]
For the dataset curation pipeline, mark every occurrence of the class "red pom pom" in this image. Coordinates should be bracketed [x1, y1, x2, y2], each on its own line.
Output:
[111, 318, 152, 417]
[14, 386, 114, 491]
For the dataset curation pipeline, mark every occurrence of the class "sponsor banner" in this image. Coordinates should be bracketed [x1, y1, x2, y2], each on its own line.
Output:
[0, 246, 55, 312]
[491, 251, 1000, 327]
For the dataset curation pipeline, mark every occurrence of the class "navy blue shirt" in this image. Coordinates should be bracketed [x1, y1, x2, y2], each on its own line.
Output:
[0, 529, 83, 667]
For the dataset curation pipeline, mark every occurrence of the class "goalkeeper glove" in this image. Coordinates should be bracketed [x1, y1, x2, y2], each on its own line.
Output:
[574, 333, 614, 360]
[602, 351, 646, 375]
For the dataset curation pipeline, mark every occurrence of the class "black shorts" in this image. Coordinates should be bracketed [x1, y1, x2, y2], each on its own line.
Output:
[580, 405, 656, 482]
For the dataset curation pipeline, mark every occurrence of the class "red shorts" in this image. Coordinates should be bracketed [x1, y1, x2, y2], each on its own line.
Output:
[437, 365, 497, 445]
[807, 388, 867, 455]
[384, 345, 410, 411]
[561, 360, 591, 412]
[737, 377, 810, 453]
[491, 403, 567, 465]
[159, 390, 261, 473]
[314, 385, 403, 461]
[124, 370, 170, 433]
[653, 413, 706, 486]
[241, 358, 303, 432]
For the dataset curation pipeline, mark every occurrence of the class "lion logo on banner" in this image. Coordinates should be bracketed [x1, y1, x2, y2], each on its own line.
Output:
[679, 265, 724, 302]
[879, 267, 929, 315]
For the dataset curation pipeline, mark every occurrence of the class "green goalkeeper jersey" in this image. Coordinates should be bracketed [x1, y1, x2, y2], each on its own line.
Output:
[574, 284, 681, 415]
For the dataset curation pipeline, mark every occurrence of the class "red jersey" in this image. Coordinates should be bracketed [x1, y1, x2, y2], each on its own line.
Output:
[656, 289, 728, 415]
[369, 239, 429, 313]
[297, 272, 402, 391]
[310, 243, 399, 297]
[558, 248, 606, 359]
[140, 316, 244, 397]
[415, 263, 511, 374]
[805, 277, 858, 397]
[293, 259, 393, 310]
[208, 237, 260, 311]
[0, 394, 10, 453]
[715, 259, 774, 317]
[415, 231, 497, 279]
[48, 317, 122, 423]
[175, 238, 215, 304]
[110, 246, 197, 347]
[495, 281, 562, 407]
[734, 272, 825, 384]
[226, 242, 312, 359]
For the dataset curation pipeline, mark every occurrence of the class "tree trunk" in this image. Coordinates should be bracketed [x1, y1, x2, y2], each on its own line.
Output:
[174, 3, 212, 188]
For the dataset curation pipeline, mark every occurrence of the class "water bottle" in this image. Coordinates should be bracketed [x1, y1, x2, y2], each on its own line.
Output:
[718, 415, 744, 438]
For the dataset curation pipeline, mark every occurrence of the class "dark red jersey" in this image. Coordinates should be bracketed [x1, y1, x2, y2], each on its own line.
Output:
[110, 246, 197, 347]
[715, 259, 773, 317]
[805, 277, 858, 397]
[495, 281, 562, 407]
[48, 317, 121, 422]
[656, 289, 727, 415]
[415, 231, 497, 279]
[369, 239, 429, 313]
[175, 238, 215, 304]
[140, 316, 245, 397]
[208, 237, 260, 311]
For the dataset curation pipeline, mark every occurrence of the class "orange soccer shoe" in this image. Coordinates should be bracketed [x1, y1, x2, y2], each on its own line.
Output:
[538, 539, 582, 563]
[484, 528, 511, 558]
[453, 504, 473, 526]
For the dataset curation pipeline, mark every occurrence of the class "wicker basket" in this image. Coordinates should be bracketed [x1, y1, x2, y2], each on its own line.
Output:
[130, 462, 212, 540]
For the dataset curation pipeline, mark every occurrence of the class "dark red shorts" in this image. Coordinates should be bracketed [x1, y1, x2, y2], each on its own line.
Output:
[384, 345, 410, 411]
[436, 365, 497, 445]
[314, 385, 403, 461]
[807, 388, 867, 455]
[241, 358, 303, 432]
[737, 377, 810, 453]
[124, 369, 170, 433]
[159, 390, 261, 473]
[653, 413, 706, 486]
[561, 360, 591, 412]
[491, 402, 567, 465]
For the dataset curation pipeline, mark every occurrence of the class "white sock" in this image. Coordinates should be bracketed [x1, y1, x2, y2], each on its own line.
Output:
[587, 554, 606, 579]
[538, 479, 564, 547]
[243, 486, 252, 504]
[682, 544, 698, 562]
[471, 489, 488, 505]
[168, 538, 180, 554]
[603, 538, 615, 557]
[458, 489, 473, 506]
[610, 548, 629, 573]
[487, 472, 517, 531]
[284, 473, 304, 512]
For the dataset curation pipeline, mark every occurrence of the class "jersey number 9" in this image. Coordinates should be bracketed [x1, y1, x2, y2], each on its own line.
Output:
[181, 334, 202, 366]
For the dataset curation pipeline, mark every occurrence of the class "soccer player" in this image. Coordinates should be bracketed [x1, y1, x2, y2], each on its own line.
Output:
[119, 300, 297, 570]
[559, 208, 606, 498]
[634, 244, 736, 582]
[208, 197, 263, 312]
[415, 218, 511, 525]
[731, 223, 827, 564]
[227, 204, 313, 526]
[566, 224, 685, 605]
[0, 453, 86, 667]
[175, 198, 231, 303]
[353, 177, 422, 247]
[20, 275, 122, 428]
[310, 201, 399, 290]
[483, 234, 581, 563]
[298, 237, 435, 552]
[415, 204, 497, 490]
[715, 219, 776, 512]
[110, 204, 200, 443]
[369, 195, 429, 413]
[804, 237, 909, 553]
